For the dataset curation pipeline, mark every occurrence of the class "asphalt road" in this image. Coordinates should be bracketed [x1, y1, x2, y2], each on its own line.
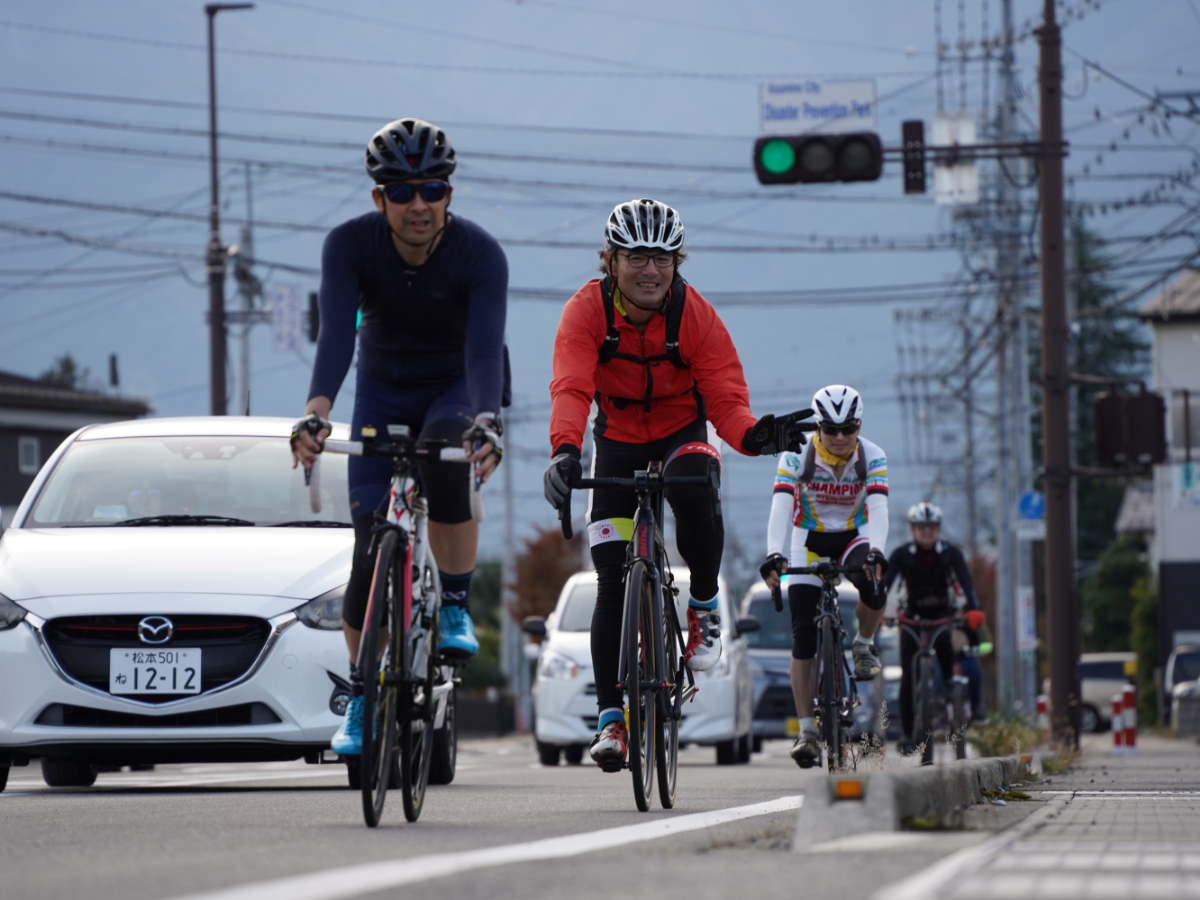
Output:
[0, 737, 1002, 900]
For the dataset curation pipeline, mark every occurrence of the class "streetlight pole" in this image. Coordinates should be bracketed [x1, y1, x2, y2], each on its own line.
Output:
[1037, 0, 1078, 748]
[205, 2, 253, 417]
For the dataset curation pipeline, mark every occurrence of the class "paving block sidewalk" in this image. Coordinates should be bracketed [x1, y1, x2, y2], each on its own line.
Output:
[879, 733, 1200, 900]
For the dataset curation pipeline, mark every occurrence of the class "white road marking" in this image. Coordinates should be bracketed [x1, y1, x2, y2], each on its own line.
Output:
[163, 794, 804, 900]
[4, 768, 346, 794]
[801, 831, 939, 852]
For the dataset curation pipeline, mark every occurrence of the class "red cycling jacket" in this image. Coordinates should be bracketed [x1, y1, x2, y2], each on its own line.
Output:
[550, 279, 758, 455]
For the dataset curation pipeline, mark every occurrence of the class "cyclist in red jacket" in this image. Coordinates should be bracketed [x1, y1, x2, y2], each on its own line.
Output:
[544, 198, 808, 771]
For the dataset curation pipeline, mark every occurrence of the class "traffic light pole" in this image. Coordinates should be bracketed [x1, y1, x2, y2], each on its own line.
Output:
[1037, 0, 1079, 748]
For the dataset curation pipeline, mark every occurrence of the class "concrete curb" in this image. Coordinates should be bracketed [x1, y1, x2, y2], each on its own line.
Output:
[793, 755, 1028, 849]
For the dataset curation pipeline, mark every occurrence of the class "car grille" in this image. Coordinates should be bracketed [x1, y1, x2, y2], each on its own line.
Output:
[754, 684, 797, 720]
[43, 615, 271, 704]
[34, 702, 281, 728]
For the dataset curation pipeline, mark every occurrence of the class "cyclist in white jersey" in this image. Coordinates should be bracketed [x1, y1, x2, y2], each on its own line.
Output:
[760, 384, 889, 767]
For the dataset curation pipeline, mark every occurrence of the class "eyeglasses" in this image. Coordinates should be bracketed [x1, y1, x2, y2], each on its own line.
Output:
[616, 251, 676, 269]
[820, 422, 860, 436]
[379, 181, 450, 204]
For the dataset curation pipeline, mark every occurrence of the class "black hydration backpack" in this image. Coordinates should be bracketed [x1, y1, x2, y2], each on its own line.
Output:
[596, 274, 690, 413]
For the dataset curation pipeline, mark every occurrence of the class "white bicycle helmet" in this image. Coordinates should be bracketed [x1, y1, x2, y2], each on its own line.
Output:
[604, 199, 685, 251]
[811, 385, 863, 424]
[908, 501, 943, 525]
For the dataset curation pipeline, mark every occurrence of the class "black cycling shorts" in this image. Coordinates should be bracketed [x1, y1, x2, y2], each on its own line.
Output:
[787, 529, 875, 660]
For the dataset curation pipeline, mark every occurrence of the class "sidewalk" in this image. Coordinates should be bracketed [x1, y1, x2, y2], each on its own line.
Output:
[877, 733, 1200, 900]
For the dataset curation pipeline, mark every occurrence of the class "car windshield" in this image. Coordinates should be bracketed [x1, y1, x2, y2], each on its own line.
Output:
[1173, 651, 1200, 684]
[1079, 660, 1128, 681]
[558, 578, 691, 632]
[28, 436, 353, 527]
[744, 596, 792, 650]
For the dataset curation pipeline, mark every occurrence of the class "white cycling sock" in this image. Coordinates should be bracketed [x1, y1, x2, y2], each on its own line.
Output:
[854, 633, 873, 646]
[799, 717, 815, 734]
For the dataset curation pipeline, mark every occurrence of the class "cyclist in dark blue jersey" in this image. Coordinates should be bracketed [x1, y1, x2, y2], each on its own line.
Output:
[291, 118, 507, 756]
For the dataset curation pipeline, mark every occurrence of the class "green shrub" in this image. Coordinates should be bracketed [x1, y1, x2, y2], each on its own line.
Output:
[966, 708, 1039, 757]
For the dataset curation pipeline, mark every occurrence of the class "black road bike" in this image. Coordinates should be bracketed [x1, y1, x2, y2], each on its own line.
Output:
[558, 462, 712, 812]
[892, 612, 967, 765]
[774, 560, 877, 772]
[309, 425, 468, 826]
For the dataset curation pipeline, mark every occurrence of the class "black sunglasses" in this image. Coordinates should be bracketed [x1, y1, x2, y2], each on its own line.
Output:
[820, 422, 860, 436]
[379, 181, 450, 204]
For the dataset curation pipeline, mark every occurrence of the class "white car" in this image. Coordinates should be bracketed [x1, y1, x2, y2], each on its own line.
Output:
[524, 569, 756, 766]
[0, 416, 367, 790]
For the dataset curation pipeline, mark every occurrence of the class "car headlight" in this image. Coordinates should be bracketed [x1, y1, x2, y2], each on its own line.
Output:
[538, 651, 580, 680]
[294, 585, 345, 630]
[0, 592, 26, 630]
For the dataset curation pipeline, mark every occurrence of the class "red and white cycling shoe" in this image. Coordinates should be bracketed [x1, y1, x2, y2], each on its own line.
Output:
[590, 720, 629, 773]
[685, 608, 723, 672]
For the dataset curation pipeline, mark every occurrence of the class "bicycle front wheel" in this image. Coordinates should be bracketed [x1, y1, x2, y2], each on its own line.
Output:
[656, 580, 682, 810]
[819, 617, 845, 773]
[951, 680, 968, 760]
[360, 529, 402, 827]
[624, 560, 656, 812]
[400, 571, 437, 822]
[914, 655, 936, 766]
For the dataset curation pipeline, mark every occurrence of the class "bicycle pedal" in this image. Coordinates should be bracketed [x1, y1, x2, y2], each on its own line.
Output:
[598, 761, 624, 774]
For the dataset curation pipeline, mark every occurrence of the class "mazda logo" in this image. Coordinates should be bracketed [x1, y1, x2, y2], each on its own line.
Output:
[137, 616, 174, 645]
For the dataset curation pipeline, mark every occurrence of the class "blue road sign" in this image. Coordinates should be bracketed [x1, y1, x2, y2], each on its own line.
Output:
[1017, 490, 1045, 521]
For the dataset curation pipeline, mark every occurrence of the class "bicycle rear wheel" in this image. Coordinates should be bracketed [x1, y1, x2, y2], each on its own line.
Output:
[656, 580, 682, 810]
[401, 571, 437, 822]
[360, 529, 402, 827]
[624, 560, 655, 812]
[914, 655, 936, 766]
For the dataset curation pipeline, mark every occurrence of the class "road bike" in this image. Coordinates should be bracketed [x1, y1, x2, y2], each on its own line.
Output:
[308, 425, 468, 826]
[774, 560, 872, 772]
[891, 612, 963, 766]
[558, 462, 713, 812]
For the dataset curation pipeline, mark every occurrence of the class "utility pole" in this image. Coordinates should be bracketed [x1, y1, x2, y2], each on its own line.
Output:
[499, 401, 523, 732]
[237, 165, 255, 416]
[1037, 0, 1079, 748]
[205, 3, 253, 417]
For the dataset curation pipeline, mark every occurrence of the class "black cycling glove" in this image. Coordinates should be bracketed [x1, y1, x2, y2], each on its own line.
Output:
[462, 414, 504, 463]
[543, 450, 582, 510]
[759, 553, 787, 581]
[290, 413, 332, 450]
[741, 409, 813, 456]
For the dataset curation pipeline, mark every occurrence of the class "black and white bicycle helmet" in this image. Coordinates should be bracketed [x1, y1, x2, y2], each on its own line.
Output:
[604, 199, 685, 251]
[811, 385, 863, 424]
[365, 118, 457, 183]
[908, 501, 943, 525]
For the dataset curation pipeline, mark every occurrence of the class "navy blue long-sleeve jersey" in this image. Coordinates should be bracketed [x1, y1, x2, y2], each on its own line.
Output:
[307, 211, 508, 414]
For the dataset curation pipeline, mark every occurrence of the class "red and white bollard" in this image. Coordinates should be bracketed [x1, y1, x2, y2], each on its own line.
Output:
[1123, 684, 1137, 755]
[1112, 694, 1124, 753]
[1037, 694, 1050, 742]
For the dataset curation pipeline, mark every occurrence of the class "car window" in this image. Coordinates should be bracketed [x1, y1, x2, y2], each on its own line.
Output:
[1173, 651, 1200, 684]
[744, 597, 792, 650]
[557, 577, 692, 632]
[28, 436, 352, 526]
[1079, 661, 1127, 681]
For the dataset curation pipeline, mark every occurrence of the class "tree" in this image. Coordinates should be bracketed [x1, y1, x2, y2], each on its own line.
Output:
[1129, 574, 1159, 726]
[39, 354, 90, 390]
[1080, 533, 1150, 652]
[513, 526, 584, 625]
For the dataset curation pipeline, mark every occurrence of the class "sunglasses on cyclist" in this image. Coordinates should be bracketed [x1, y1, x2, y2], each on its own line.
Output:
[378, 181, 450, 204]
[820, 422, 860, 436]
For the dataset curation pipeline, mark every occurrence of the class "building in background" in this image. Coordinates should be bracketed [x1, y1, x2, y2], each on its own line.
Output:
[1139, 270, 1200, 668]
[0, 370, 150, 528]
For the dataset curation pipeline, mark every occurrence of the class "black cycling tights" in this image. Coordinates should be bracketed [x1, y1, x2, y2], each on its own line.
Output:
[589, 418, 722, 714]
[342, 417, 471, 632]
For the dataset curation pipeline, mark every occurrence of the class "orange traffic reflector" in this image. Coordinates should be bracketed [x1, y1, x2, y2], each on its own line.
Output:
[833, 779, 864, 800]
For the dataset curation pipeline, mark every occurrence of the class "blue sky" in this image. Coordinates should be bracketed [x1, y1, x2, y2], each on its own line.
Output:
[1, 0, 1196, 563]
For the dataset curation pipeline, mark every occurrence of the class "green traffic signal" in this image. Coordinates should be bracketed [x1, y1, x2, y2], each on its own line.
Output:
[759, 139, 795, 175]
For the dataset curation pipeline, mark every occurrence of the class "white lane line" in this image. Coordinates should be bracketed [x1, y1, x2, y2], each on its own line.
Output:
[872, 795, 1071, 900]
[4, 768, 346, 793]
[165, 794, 803, 900]
[801, 831, 939, 853]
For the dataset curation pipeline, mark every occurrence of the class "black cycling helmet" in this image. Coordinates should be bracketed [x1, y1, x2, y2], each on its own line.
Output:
[365, 118, 457, 183]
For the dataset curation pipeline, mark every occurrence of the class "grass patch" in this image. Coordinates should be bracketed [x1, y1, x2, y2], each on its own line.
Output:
[1040, 747, 1078, 775]
[966, 708, 1039, 758]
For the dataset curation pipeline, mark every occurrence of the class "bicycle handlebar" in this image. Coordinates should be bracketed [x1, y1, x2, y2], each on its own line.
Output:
[558, 473, 713, 540]
[307, 441, 469, 514]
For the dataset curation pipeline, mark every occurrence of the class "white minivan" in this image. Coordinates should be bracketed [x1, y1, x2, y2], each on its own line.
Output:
[524, 569, 756, 766]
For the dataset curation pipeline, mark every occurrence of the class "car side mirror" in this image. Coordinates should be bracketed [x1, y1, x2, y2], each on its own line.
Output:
[521, 616, 547, 638]
[736, 616, 761, 635]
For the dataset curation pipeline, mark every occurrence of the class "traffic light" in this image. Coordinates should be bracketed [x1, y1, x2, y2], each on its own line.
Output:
[902, 120, 926, 194]
[753, 132, 883, 185]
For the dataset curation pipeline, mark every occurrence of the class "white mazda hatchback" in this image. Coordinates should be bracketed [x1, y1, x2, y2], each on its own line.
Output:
[0, 417, 357, 790]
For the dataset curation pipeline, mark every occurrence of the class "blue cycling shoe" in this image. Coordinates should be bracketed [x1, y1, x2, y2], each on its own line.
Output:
[438, 606, 479, 659]
[331, 695, 363, 756]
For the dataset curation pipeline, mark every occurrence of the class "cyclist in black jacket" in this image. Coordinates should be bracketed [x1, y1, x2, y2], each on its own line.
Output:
[883, 502, 988, 753]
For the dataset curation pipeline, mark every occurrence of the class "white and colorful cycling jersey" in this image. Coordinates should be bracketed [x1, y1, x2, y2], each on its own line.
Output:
[772, 437, 888, 532]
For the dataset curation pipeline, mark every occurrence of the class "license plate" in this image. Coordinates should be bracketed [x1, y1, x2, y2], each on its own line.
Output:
[110, 648, 201, 694]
